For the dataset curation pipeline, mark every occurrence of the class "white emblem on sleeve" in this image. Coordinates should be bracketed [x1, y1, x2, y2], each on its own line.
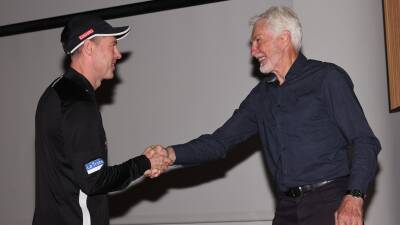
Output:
[85, 158, 104, 174]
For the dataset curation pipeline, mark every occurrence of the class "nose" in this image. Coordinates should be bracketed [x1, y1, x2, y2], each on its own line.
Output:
[250, 42, 258, 57]
[114, 47, 122, 60]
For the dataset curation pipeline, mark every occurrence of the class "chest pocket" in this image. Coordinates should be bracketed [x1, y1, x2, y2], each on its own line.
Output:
[294, 88, 316, 106]
[287, 86, 327, 124]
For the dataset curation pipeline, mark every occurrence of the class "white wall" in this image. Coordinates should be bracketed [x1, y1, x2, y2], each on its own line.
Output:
[0, 0, 398, 225]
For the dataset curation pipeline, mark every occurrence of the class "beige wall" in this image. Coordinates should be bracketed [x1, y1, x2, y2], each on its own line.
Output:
[0, 0, 398, 225]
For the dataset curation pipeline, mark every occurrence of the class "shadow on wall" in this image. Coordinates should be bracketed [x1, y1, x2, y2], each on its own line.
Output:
[109, 134, 278, 219]
[108, 55, 277, 219]
[364, 164, 380, 221]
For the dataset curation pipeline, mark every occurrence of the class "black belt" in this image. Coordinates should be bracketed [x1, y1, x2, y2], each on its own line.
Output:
[285, 180, 334, 198]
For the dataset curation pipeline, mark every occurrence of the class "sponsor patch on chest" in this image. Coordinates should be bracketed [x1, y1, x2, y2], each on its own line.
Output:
[85, 158, 104, 174]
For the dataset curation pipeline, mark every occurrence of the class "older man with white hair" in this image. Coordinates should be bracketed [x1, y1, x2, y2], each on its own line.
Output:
[151, 6, 381, 225]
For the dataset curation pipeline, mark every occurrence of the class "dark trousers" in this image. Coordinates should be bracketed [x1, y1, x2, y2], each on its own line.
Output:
[273, 178, 348, 225]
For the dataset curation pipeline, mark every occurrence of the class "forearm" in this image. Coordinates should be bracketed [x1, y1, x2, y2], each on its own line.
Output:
[348, 140, 380, 192]
[85, 155, 150, 195]
[171, 134, 230, 165]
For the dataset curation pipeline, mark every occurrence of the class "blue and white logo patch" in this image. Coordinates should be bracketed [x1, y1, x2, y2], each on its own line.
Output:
[85, 158, 104, 174]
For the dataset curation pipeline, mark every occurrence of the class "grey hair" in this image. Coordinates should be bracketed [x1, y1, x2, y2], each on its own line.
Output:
[251, 6, 302, 52]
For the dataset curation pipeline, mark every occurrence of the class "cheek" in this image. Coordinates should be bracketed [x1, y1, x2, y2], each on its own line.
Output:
[95, 53, 109, 70]
[259, 44, 270, 55]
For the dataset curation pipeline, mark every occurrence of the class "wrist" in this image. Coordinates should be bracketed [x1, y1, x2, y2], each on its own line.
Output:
[345, 189, 366, 200]
[166, 146, 176, 164]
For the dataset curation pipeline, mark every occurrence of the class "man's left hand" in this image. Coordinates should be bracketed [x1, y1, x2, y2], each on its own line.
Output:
[335, 195, 364, 225]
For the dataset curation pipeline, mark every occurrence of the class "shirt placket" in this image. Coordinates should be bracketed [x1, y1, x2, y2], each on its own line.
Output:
[274, 85, 288, 179]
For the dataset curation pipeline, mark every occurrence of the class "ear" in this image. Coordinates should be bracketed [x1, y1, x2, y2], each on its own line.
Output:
[81, 40, 94, 56]
[279, 30, 292, 48]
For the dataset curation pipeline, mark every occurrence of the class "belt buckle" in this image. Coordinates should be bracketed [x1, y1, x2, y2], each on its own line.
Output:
[287, 186, 303, 198]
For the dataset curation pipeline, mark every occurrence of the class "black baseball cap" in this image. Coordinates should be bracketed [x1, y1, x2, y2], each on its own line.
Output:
[61, 14, 130, 54]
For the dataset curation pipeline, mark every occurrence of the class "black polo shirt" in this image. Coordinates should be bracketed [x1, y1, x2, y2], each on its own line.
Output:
[33, 67, 150, 225]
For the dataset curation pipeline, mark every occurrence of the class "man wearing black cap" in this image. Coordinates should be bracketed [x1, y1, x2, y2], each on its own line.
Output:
[33, 15, 168, 225]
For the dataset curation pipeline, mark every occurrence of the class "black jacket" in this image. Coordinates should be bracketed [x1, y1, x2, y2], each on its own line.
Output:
[33, 67, 150, 225]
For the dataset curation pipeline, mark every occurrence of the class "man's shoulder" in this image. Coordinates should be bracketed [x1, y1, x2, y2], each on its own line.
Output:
[305, 58, 333, 71]
[51, 76, 91, 103]
[305, 59, 348, 79]
[305, 59, 354, 90]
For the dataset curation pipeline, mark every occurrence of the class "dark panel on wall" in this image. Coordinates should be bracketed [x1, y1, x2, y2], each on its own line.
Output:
[0, 0, 229, 37]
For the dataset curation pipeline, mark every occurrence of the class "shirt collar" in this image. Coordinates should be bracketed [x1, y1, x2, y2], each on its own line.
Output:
[64, 67, 95, 95]
[283, 52, 308, 83]
[264, 52, 308, 85]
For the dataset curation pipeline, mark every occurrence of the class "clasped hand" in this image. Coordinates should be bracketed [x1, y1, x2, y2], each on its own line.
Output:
[143, 145, 173, 178]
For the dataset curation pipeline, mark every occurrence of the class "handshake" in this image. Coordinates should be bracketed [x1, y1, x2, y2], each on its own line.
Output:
[143, 145, 176, 178]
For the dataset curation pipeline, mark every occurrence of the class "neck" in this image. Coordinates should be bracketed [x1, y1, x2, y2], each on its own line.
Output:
[70, 58, 100, 90]
[273, 49, 298, 85]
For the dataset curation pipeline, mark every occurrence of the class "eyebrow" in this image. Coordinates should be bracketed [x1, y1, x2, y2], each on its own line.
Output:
[251, 34, 262, 40]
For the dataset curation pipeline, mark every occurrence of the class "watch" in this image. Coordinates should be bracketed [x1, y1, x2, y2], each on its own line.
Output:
[345, 189, 366, 199]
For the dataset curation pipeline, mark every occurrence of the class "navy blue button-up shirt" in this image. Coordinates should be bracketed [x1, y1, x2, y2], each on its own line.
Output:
[173, 53, 381, 192]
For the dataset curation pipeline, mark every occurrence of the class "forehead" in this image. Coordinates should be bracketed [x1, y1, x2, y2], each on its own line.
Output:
[95, 36, 117, 44]
[251, 19, 270, 38]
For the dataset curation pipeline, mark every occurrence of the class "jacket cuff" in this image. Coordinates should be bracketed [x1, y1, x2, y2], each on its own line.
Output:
[132, 155, 151, 175]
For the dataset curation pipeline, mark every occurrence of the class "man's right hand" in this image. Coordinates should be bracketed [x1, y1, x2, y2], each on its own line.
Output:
[143, 145, 174, 178]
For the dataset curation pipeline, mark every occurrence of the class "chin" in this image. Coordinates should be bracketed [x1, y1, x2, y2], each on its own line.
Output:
[259, 66, 272, 74]
[105, 73, 114, 80]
